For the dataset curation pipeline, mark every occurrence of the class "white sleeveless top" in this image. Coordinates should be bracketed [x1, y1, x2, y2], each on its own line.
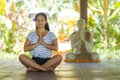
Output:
[27, 31, 57, 58]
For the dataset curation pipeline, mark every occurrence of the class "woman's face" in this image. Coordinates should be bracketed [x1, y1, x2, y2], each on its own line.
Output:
[36, 15, 47, 29]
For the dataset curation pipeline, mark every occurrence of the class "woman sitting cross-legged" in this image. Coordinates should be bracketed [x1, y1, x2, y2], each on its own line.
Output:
[19, 13, 62, 72]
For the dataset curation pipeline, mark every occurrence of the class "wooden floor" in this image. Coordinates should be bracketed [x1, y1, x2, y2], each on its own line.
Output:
[0, 59, 120, 80]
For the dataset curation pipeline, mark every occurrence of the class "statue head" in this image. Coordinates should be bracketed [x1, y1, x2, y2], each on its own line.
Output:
[77, 19, 86, 31]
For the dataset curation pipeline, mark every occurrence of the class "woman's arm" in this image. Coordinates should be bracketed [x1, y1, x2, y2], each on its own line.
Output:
[24, 39, 39, 52]
[41, 39, 58, 51]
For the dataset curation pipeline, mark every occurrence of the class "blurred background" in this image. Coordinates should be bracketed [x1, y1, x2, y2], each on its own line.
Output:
[0, 0, 120, 59]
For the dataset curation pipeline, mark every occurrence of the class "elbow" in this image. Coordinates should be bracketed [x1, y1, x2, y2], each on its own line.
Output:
[54, 49, 58, 51]
[24, 49, 27, 52]
[24, 47, 28, 52]
[54, 47, 58, 51]
[24, 50, 27, 52]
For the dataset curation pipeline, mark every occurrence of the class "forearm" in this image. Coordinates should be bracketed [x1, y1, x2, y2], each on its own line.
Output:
[24, 42, 39, 52]
[41, 42, 58, 51]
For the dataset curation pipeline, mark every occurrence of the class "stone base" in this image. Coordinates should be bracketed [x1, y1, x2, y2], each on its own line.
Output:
[65, 52, 100, 62]
[64, 59, 101, 62]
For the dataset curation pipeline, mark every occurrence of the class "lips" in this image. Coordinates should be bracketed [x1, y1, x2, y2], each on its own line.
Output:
[39, 24, 43, 26]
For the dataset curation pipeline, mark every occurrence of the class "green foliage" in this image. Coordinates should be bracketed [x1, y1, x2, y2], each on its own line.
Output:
[96, 49, 120, 59]
[16, 0, 24, 7]
[88, 0, 120, 50]
[0, 17, 15, 53]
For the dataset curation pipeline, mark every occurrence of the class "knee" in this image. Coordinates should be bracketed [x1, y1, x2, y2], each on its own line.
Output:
[19, 54, 25, 61]
[55, 54, 62, 61]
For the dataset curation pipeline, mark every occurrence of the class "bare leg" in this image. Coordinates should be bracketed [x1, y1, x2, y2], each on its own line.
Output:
[42, 54, 62, 69]
[19, 54, 47, 71]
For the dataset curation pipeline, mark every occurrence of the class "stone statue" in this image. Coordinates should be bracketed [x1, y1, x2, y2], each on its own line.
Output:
[65, 19, 99, 61]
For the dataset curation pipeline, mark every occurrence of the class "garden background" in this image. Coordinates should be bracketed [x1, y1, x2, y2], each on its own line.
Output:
[0, 0, 120, 59]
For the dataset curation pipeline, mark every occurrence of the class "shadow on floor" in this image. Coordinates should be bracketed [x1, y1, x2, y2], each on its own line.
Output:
[26, 71, 56, 80]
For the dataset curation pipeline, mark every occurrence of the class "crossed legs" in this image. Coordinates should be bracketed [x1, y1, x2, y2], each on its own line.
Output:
[19, 54, 62, 72]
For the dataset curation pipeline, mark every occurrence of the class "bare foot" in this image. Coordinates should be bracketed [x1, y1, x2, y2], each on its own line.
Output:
[45, 67, 54, 71]
[41, 65, 54, 71]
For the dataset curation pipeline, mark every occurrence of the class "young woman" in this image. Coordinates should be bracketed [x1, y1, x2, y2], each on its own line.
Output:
[19, 13, 62, 72]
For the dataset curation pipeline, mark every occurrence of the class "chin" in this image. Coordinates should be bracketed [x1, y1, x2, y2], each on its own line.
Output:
[38, 26, 43, 28]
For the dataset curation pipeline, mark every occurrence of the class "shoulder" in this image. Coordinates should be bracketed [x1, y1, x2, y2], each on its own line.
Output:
[47, 31, 57, 39]
[48, 31, 54, 34]
[48, 31, 56, 35]
[27, 31, 36, 38]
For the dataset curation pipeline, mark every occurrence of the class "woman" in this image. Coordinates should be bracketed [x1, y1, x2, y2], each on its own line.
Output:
[19, 13, 62, 72]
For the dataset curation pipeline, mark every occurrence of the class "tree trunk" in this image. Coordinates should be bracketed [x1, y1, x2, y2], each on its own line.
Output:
[80, 0, 87, 23]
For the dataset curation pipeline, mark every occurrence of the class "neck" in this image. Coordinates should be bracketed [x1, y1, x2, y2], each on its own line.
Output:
[37, 28, 45, 31]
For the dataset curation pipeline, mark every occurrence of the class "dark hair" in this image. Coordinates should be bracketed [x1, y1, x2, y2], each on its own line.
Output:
[35, 13, 50, 31]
